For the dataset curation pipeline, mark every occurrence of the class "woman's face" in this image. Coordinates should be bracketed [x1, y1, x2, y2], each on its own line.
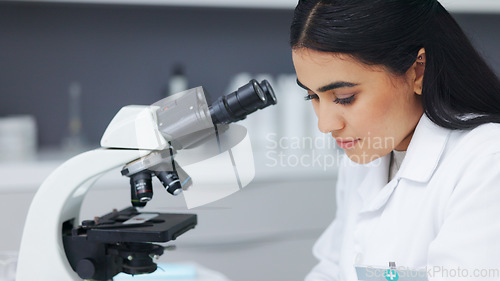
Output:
[292, 48, 424, 164]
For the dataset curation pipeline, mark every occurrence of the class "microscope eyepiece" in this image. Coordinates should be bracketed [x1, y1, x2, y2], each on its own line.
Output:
[259, 79, 277, 107]
[209, 79, 276, 124]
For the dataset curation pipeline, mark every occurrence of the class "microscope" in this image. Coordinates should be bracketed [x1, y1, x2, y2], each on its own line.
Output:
[16, 80, 276, 281]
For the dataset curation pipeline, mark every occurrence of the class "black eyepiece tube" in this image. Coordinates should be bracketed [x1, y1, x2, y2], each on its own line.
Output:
[259, 80, 277, 107]
[209, 79, 276, 124]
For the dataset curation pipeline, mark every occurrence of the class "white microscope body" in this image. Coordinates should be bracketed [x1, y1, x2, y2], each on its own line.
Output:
[16, 106, 168, 281]
[16, 81, 276, 281]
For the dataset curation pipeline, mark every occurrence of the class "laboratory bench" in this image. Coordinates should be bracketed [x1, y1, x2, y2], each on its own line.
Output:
[0, 147, 339, 281]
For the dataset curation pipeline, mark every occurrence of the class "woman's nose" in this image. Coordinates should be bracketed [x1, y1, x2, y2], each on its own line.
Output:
[317, 106, 344, 134]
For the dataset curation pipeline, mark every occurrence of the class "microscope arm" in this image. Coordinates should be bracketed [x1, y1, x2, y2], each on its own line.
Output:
[17, 148, 148, 281]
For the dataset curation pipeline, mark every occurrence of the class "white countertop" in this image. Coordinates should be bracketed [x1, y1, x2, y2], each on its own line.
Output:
[0, 147, 339, 193]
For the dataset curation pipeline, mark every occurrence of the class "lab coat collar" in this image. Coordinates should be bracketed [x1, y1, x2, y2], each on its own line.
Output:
[357, 114, 451, 213]
[397, 114, 451, 183]
[357, 157, 399, 213]
[356, 154, 391, 211]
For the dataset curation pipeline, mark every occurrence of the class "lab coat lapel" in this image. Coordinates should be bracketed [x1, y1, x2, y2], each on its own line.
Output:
[357, 114, 450, 214]
[356, 154, 392, 213]
[397, 114, 451, 183]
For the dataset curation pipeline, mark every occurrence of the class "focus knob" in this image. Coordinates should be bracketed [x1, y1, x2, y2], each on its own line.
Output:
[76, 258, 96, 279]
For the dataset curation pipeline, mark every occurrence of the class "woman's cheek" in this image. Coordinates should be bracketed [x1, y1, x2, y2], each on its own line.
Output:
[363, 93, 392, 121]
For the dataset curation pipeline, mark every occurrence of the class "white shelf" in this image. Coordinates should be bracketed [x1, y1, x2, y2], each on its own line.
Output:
[12, 0, 500, 13]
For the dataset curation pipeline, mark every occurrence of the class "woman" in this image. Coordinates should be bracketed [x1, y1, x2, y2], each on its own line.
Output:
[290, 0, 500, 280]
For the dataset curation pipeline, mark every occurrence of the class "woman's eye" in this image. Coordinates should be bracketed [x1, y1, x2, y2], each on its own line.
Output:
[304, 92, 356, 105]
[304, 93, 319, 101]
[334, 95, 355, 105]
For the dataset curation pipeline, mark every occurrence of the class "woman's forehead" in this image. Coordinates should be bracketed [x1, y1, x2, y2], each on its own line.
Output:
[292, 48, 387, 87]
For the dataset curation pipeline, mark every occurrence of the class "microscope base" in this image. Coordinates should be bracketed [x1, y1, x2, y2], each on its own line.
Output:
[63, 207, 197, 280]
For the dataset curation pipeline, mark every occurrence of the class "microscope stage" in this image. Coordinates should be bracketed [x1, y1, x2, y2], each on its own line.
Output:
[78, 207, 197, 243]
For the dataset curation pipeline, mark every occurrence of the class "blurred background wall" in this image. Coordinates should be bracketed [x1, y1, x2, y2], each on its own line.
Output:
[1, 1, 499, 149]
[0, 2, 296, 148]
[0, 2, 499, 281]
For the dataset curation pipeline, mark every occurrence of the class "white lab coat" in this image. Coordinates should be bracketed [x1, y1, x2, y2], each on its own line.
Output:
[305, 114, 500, 281]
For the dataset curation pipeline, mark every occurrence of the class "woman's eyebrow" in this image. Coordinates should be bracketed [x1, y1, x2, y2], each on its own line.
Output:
[296, 79, 359, 92]
[296, 79, 310, 90]
[318, 81, 359, 92]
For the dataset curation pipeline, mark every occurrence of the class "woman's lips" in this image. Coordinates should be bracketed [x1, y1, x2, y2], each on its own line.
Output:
[335, 138, 360, 150]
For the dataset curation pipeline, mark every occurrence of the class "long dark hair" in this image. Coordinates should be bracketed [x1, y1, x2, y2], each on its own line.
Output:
[290, 0, 500, 129]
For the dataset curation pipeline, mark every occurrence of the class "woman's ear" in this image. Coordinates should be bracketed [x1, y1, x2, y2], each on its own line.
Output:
[414, 48, 426, 95]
